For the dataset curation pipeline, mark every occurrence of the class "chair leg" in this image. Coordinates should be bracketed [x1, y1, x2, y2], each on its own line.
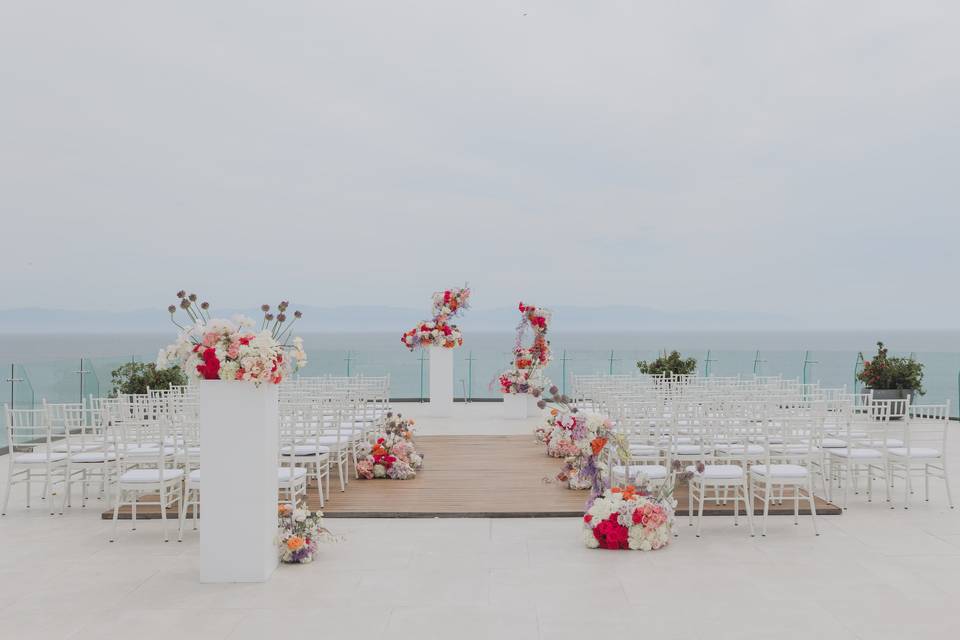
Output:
[904, 463, 912, 510]
[687, 481, 693, 527]
[131, 493, 137, 531]
[745, 483, 755, 537]
[160, 485, 170, 542]
[110, 489, 122, 542]
[924, 463, 930, 502]
[1, 467, 12, 516]
[943, 463, 955, 509]
[762, 480, 770, 536]
[793, 485, 799, 525]
[807, 478, 819, 536]
[696, 484, 705, 538]
[733, 484, 739, 526]
[177, 487, 188, 542]
[25, 469, 31, 509]
[58, 471, 70, 515]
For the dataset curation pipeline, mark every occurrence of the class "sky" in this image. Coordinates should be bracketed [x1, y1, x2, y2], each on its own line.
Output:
[1, 1, 958, 329]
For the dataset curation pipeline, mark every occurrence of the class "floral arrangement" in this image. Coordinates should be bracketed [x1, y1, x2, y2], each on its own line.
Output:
[277, 502, 337, 563]
[857, 341, 925, 395]
[356, 414, 424, 480]
[583, 485, 675, 551]
[157, 291, 306, 384]
[401, 320, 463, 351]
[497, 302, 552, 395]
[402, 285, 471, 351]
[432, 287, 471, 322]
[536, 387, 626, 495]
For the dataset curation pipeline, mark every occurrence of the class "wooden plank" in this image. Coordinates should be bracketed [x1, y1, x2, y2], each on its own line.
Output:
[101, 435, 841, 519]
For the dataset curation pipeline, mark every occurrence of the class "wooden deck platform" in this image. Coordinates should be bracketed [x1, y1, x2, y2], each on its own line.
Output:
[102, 435, 841, 519]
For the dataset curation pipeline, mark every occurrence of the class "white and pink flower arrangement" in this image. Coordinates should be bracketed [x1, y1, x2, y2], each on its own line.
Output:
[156, 291, 306, 384]
[583, 484, 675, 551]
[401, 285, 471, 351]
[356, 413, 424, 480]
[498, 302, 552, 395]
[537, 388, 627, 493]
[277, 502, 338, 564]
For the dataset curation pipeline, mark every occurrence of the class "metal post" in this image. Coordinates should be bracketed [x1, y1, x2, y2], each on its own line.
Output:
[418, 351, 426, 403]
[75, 358, 91, 405]
[6, 364, 24, 409]
[608, 350, 616, 375]
[465, 350, 474, 402]
[703, 350, 716, 377]
[752, 350, 766, 376]
[802, 350, 818, 386]
[344, 351, 352, 377]
[561, 349, 569, 395]
[854, 352, 865, 394]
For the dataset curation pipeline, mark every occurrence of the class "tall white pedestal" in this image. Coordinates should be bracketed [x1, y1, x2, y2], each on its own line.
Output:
[527, 394, 542, 415]
[199, 381, 279, 583]
[503, 393, 528, 419]
[428, 347, 454, 417]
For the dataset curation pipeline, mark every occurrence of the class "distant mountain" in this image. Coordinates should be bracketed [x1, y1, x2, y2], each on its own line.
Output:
[0, 305, 791, 333]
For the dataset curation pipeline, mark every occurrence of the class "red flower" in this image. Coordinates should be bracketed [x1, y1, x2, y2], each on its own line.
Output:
[632, 509, 642, 525]
[196, 347, 220, 380]
[583, 514, 593, 523]
[592, 514, 629, 549]
[239, 335, 253, 346]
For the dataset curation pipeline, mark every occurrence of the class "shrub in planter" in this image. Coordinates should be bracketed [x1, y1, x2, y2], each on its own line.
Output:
[856, 341, 925, 397]
[637, 350, 697, 376]
[111, 362, 187, 396]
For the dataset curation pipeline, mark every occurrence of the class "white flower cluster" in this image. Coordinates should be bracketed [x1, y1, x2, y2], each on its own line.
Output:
[583, 490, 675, 551]
[156, 316, 306, 385]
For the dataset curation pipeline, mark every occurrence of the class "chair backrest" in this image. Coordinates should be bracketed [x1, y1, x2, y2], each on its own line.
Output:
[4, 405, 51, 454]
[902, 401, 951, 453]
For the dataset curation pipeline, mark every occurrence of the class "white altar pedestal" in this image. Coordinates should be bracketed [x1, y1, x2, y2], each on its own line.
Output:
[428, 347, 454, 417]
[199, 381, 279, 583]
[503, 393, 528, 419]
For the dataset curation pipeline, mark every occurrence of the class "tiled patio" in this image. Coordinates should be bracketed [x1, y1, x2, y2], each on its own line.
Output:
[1, 403, 959, 639]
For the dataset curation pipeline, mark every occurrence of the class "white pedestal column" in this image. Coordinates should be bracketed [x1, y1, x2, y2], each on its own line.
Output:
[428, 347, 454, 417]
[503, 393, 528, 419]
[527, 394, 542, 414]
[199, 381, 279, 583]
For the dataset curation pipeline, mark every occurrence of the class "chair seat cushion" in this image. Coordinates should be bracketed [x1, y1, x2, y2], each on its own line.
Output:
[13, 452, 68, 464]
[686, 464, 745, 480]
[818, 438, 847, 448]
[70, 451, 117, 463]
[671, 444, 706, 455]
[629, 444, 660, 456]
[119, 468, 184, 483]
[612, 464, 668, 480]
[715, 444, 766, 455]
[769, 444, 813, 454]
[828, 448, 882, 459]
[51, 442, 103, 453]
[887, 447, 941, 458]
[281, 444, 331, 456]
[864, 438, 905, 448]
[751, 464, 809, 479]
[122, 445, 176, 457]
[277, 467, 308, 483]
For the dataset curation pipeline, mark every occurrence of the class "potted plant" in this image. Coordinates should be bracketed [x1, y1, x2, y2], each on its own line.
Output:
[857, 342, 924, 407]
[637, 350, 698, 376]
[110, 362, 187, 396]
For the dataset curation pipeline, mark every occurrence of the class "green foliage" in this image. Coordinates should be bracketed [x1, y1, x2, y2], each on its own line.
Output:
[856, 341, 925, 395]
[111, 362, 187, 396]
[637, 350, 698, 376]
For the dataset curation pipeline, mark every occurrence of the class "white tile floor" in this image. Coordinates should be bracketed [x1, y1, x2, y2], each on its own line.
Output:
[1, 404, 959, 639]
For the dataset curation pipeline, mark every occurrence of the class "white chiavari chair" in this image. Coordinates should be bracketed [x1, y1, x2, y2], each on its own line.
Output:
[887, 401, 953, 509]
[3, 405, 69, 515]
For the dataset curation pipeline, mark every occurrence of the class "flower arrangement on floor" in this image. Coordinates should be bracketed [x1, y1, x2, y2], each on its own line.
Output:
[277, 502, 338, 563]
[536, 387, 627, 496]
[157, 291, 306, 384]
[402, 285, 471, 351]
[497, 302, 552, 395]
[583, 485, 674, 551]
[356, 414, 424, 480]
[582, 462, 690, 551]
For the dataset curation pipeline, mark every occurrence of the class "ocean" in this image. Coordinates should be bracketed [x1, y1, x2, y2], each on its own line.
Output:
[2, 330, 958, 412]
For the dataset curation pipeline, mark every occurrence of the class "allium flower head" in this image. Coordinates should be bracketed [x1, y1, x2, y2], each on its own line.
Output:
[188, 293, 197, 302]
[168, 305, 176, 314]
[176, 290, 186, 299]
[261, 304, 270, 312]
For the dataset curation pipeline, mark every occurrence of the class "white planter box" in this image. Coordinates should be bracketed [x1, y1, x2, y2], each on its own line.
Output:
[503, 393, 528, 419]
[199, 381, 279, 583]
[428, 347, 454, 417]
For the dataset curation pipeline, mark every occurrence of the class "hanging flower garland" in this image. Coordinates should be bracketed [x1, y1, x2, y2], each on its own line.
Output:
[497, 302, 552, 394]
[401, 285, 471, 351]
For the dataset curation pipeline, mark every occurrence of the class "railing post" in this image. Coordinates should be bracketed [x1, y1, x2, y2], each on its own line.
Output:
[752, 350, 766, 376]
[854, 352, 865, 395]
[561, 349, 569, 395]
[608, 350, 617, 375]
[344, 351, 352, 377]
[703, 350, 716, 377]
[802, 350, 818, 387]
[75, 358, 91, 405]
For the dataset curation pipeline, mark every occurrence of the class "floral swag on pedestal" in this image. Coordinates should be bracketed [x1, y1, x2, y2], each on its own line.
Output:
[498, 302, 552, 395]
[401, 286, 471, 351]
[156, 291, 306, 384]
[356, 413, 425, 480]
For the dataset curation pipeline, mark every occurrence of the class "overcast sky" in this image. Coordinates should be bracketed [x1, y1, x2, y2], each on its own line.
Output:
[2, 2, 958, 328]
